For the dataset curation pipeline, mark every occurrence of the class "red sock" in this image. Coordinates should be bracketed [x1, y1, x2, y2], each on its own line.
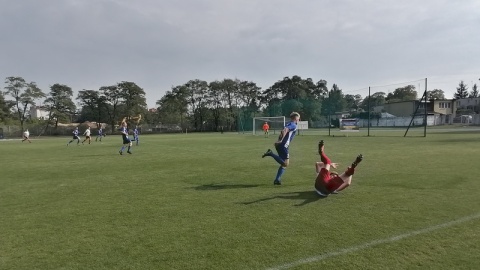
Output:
[345, 167, 355, 176]
[320, 152, 331, 164]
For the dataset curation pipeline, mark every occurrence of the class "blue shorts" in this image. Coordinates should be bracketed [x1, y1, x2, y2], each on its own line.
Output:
[275, 144, 289, 160]
[123, 138, 131, 144]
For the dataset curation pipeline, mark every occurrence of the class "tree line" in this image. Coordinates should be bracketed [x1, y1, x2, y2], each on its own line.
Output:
[1, 76, 478, 133]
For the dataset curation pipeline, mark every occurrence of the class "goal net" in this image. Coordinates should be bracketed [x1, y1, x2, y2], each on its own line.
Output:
[253, 116, 285, 135]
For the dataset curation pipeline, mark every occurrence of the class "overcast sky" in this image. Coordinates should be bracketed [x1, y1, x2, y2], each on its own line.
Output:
[1, 0, 479, 107]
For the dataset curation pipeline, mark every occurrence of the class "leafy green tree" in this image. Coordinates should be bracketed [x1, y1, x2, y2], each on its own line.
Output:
[117, 81, 147, 119]
[427, 89, 445, 100]
[77, 90, 108, 123]
[0, 92, 13, 123]
[454, 81, 468, 99]
[4, 76, 45, 131]
[44, 84, 76, 129]
[237, 80, 262, 130]
[262, 75, 324, 122]
[207, 80, 224, 130]
[281, 99, 303, 118]
[321, 84, 345, 115]
[100, 85, 124, 132]
[386, 85, 417, 102]
[344, 94, 363, 112]
[156, 85, 189, 128]
[184, 79, 209, 131]
[360, 92, 386, 111]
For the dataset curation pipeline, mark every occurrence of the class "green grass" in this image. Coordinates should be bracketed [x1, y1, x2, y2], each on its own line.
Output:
[1, 128, 480, 269]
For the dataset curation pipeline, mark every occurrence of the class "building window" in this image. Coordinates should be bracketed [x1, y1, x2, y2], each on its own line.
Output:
[439, 102, 451, 109]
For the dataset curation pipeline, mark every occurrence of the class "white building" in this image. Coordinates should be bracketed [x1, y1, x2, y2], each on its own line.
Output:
[456, 97, 480, 113]
[29, 105, 49, 120]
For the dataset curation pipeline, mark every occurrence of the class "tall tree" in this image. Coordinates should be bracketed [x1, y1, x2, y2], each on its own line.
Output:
[156, 86, 188, 127]
[44, 84, 76, 129]
[427, 89, 445, 100]
[322, 84, 346, 115]
[4, 76, 45, 131]
[237, 80, 262, 130]
[0, 92, 13, 123]
[156, 91, 180, 124]
[454, 81, 469, 99]
[184, 79, 209, 131]
[100, 85, 123, 132]
[117, 81, 147, 119]
[77, 89, 108, 123]
[469, 84, 478, 98]
[344, 94, 363, 112]
[360, 92, 386, 111]
[262, 75, 323, 121]
[207, 80, 225, 130]
[386, 85, 417, 102]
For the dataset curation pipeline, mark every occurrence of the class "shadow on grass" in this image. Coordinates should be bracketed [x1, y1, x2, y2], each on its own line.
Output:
[194, 183, 260, 191]
[240, 191, 326, 207]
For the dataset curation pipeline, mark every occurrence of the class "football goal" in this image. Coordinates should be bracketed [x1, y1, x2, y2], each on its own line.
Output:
[252, 116, 285, 135]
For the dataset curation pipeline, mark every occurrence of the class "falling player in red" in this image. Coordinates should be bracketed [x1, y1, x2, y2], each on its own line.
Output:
[314, 140, 363, 197]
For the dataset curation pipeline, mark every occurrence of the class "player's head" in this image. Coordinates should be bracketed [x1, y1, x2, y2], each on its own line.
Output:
[75, 127, 78, 130]
[290, 112, 300, 123]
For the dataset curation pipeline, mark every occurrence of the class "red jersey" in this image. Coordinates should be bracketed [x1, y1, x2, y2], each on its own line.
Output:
[315, 168, 343, 194]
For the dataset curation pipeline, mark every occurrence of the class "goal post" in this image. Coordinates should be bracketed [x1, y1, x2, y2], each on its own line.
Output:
[253, 116, 285, 135]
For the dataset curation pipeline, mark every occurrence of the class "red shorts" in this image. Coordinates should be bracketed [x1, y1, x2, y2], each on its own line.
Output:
[315, 168, 344, 195]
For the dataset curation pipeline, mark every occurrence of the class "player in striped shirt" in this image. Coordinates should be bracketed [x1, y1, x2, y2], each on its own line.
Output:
[132, 126, 139, 146]
[119, 121, 132, 155]
[95, 127, 104, 142]
[67, 127, 80, 146]
[261, 112, 300, 185]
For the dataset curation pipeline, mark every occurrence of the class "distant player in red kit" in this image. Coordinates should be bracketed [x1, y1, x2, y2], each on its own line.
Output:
[314, 140, 363, 197]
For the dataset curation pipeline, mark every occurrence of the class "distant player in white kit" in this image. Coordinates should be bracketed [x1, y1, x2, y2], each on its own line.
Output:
[22, 129, 31, 143]
[82, 127, 92, 144]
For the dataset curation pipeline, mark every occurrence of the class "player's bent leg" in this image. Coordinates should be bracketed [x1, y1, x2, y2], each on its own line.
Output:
[262, 149, 273, 158]
[127, 141, 132, 154]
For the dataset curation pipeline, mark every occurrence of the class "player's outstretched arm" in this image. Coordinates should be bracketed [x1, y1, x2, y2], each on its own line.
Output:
[334, 179, 351, 193]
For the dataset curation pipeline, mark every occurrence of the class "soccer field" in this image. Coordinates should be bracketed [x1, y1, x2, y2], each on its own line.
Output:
[1, 129, 480, 269]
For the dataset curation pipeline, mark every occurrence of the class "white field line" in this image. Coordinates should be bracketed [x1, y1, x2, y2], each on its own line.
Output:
[266, 212, 480, 270]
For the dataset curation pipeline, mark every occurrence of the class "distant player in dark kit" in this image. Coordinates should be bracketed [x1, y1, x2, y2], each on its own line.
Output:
[261, 112, 300, 185]
[96, 127, 104, 142]
[67, 127, 80, 146]
[132, 126, 140, 146]
[119, 119, 132, 155]
[314, 140, 363, 197]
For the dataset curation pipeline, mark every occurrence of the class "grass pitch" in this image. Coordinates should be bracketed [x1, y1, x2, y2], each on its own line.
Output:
[1, 128, 480, 269]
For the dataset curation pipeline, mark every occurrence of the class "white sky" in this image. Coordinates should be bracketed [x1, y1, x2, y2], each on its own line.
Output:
[1, 0, 479, 107]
